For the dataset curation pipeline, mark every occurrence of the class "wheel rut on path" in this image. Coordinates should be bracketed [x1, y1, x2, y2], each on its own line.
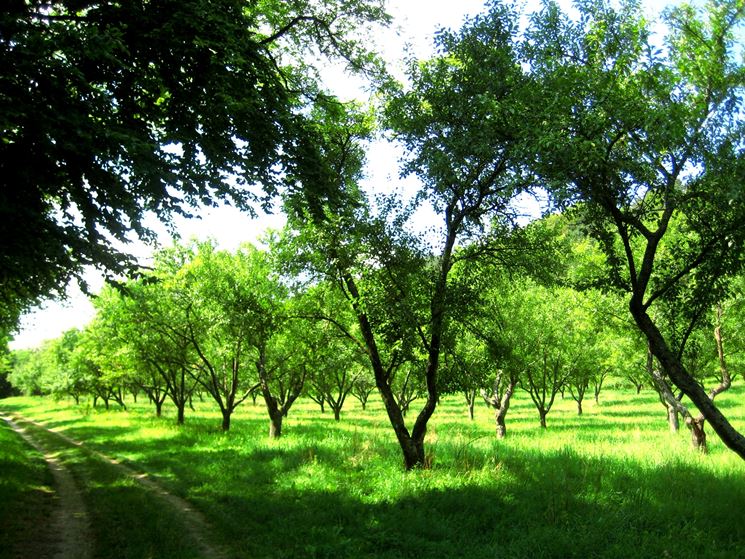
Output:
[3, 413, 229, 559]
[1, 414, 93, 559]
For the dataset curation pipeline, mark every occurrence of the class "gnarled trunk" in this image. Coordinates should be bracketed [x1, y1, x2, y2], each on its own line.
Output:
[687, 416, 707, 453]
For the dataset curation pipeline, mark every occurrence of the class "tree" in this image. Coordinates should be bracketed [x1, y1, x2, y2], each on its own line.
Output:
[303, 3, 528, 469]
[350, 375, 376, 411]
[440, 328, 493, 421]
[256, 317, 308, 439]
[0, 0, 390, 336]
[46, 329, 90, 404]
[514, 284, 576, 429]
[176, 242, 263, 431]
[8, 346, 48, 396]
[525, 0, 745, 458]
[113, 248, 202, 424]
[93, 285, 170, 416]
[304, 322, 366, 421]
[225, 240, 305, 439]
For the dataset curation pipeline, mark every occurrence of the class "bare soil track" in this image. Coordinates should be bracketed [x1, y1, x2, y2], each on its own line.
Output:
[1, 413, 229, 559]
[1, 414, 92, 559]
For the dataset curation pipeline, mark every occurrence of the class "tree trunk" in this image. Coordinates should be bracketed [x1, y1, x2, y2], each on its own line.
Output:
[155, 400, 163, 417]
[577, 400, 583, 415]
[333, 407, 341, 421]
[539, 410, 547, 429]
[269, 411, 282, 438]
[667, 405, 680, 433]
[342, 271, 428, 470]
[221, 409, 232, 432]
[496, 411, 507, 439]
[632, 303, 745, 459]
[176, 403, 185, 425]
[687, 416, 707, 453]
[468, 399, 475, 421]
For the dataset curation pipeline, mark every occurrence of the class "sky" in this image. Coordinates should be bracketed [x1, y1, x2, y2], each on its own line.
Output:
[9, 0, 668, 350]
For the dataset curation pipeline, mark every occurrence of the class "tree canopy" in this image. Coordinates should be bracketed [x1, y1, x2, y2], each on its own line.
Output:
[0, 0, 389, 335]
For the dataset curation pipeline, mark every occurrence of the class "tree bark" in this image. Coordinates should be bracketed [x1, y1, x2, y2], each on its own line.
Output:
[667, 405, 680, 433]
[221, 409, 232, 432]
[630, 304, 745, 458]
[269, 412, 282, 438]
[687, 416, 707, 453]
[176, 403, 185, 425]
[496, 415, 507, 438]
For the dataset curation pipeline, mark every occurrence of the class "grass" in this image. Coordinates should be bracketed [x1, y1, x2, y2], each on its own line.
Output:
[2, 386, 745, 558]
[0, 418, 55, 559]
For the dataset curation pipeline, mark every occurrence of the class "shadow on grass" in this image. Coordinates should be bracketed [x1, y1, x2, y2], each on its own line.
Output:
[0, 421, 56, 559]
[6, 396, 745, 559]
[187, 444, 745, 559]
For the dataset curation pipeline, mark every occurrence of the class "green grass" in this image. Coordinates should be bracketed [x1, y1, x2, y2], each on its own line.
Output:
[0, 419, 55, 559]
[2, 387, 745, 559]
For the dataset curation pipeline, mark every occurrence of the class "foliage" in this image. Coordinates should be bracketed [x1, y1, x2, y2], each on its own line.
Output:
[523, 0, 745, 455]
[0, 0, 390, 336]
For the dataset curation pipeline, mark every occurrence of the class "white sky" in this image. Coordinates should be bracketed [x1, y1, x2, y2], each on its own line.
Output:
[10, 0, 667, 350]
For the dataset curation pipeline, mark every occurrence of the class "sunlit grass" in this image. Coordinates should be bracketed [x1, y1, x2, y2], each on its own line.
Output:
[0, 420, 55, 559]
[2, 385, 744, 558]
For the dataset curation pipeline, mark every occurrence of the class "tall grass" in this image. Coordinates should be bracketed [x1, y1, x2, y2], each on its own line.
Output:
[2, 386, 744, 559]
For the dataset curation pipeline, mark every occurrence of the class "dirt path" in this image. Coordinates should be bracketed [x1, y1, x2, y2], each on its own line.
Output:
[1, 414, 93, 559]
[5, 413, 229, 559]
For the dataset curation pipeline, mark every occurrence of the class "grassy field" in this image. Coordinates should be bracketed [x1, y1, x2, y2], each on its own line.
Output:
[2, 386, 745, 559]
[0, 418, 57, 558]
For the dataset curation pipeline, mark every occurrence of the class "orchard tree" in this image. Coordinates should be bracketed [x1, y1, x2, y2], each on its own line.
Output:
[8, 345, 49, 396]
[176, 242, 266, 431]
[350, 375, 376, 411]
[440, 327, 493, 421]
[295, 283, 368, 419]
[256, 316, 309, 439]
[525, 0, 745, 457]
[513, 283, 576, 429]
[304, 322, 366, 422]
[72, 324, 127, 409]
[93, 286, 170, 416]
[288, 4, 529, 469]
[46, 329, 90, 404]
[114, 247, 202, 424]
[0, 0, 390, 337]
